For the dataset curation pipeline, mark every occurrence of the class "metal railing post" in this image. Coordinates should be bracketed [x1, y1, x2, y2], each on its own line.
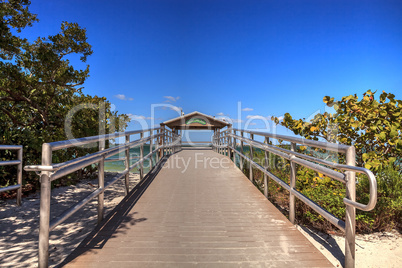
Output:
[140, 132, 144, 180]
[212, 133, 214, 151]
[218, 131, 221, 154]
[249, 133, 254, 182]
[165, 132, 168, 154]
[212, 131, 218, 152]
[172, 133, 176, 154]
[180, 132, 182, 151]
[157, 129, 161, 159]
[221, 132, 225, 155]
[215, 133, 218, 153]
[38, 143, 52, 268]
[213, 132, 215, 152]
[124, 134, 130, 195]
[178, 133, 181, 152]
[174, 133, 177, 154]
[269, 143, 274, 170]
[156, 129, 160, 163]
[217, 131, 220, 154]
[98, 139, 105, 224]
[167, 133, 170, 154]
[174, 133, 176, 154]
[17, 147, 23, 206]
[221, 132, 224, 155]
[162, 127, 165, 156]
[215, 133, 217, 152]
[264, 137, 269, 198]
[225, 130, 232, 159]
[220, 131, 223, 155]
[232, 130, 236, 165]
[240, 131, 244, 170]
[222, 132, 224, 155]
[171, 133, 174, 154]
[228, 131, 230, 156]
[345, 146, 356, 268]
[289, 142, 296, 224]
[226, 131, 229, 156]
[150, 130, 154, 168]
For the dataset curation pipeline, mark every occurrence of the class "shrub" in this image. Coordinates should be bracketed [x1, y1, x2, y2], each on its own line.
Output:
[240, 149, 401, 233]
[356, 164, 402, 232]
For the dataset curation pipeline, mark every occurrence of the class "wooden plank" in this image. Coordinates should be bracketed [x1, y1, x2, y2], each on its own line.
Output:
[62, 150, 333, 267]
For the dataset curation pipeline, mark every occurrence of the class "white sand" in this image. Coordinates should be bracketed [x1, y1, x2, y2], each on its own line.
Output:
[0, 172, 140, 267]
[1, 173, 401, 267]
[297, 225, 402, 268]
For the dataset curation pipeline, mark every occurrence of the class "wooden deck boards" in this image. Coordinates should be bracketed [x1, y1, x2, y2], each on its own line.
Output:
[62, 150, 333, 267]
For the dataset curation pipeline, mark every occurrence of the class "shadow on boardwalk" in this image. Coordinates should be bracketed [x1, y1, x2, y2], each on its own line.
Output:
[57, 156, 169, 267]
[298, 225, 345, 266]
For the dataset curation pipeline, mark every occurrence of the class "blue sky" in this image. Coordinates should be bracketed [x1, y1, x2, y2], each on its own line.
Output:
[23, 0, 402, 136]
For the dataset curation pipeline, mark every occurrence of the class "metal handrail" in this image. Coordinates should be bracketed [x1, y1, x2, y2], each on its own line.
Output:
[230, 146, 346, 231]
[48, 144, 165, 232]
[229, 133, 346, 183]
[232, 128, 350, 153]
[24, 135, 160, 174]
[182, 141, 212, 143]
[47, 128, 161, 150]
[226, 132, 377, 211]
[330, 164, 377, 211]
[0, 145, 23, 205]
[25, 128, 181, 268]
[212, 128, 377, 268]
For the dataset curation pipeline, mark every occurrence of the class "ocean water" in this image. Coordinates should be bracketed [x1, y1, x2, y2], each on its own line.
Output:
[104, 145, 157, 173]
[104, 145, 245, 173]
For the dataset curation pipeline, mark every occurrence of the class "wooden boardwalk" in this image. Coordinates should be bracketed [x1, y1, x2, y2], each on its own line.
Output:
[62, 150, 333, 267]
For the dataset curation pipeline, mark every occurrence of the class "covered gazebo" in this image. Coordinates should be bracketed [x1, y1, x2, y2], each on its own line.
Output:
[160, 111, 230, 135]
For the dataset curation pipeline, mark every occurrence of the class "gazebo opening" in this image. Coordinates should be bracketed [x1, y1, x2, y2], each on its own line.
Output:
[160, 111, 230, 149]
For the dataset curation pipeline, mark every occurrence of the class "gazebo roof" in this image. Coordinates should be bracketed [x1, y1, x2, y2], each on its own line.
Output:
[161, 111, 230, 130]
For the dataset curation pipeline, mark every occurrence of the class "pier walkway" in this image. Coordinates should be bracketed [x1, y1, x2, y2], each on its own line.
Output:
[62, 150, 333, 267]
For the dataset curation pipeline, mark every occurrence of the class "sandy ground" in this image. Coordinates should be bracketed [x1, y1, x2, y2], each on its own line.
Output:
[0, 172, 140, 267]
[297, 225, 402, 268]
[1, 172, 401, 268]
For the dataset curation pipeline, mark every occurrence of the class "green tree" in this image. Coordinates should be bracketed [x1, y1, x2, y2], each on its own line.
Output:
[270, 90, 401, 231]
[272, 90, 402, 171]
[0, 0, 130, 190]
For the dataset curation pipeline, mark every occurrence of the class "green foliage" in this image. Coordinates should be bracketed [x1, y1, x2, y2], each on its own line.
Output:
[241, 141, 401, 233]
[0, 0, 38, 60]
[0, 0, 130, 192]
[295, 167, 346, 230]
[356, 165, 402, 231]
[272, 90, 402, 171]
[268, 90, 402, 232]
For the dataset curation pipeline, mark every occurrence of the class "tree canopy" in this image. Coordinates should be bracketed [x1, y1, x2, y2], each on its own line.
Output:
[1, 0, 130, 189]
[272, 90, 402, 171]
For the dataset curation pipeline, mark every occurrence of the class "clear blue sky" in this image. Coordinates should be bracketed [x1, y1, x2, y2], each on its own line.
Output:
[23, 0, 402, 135]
